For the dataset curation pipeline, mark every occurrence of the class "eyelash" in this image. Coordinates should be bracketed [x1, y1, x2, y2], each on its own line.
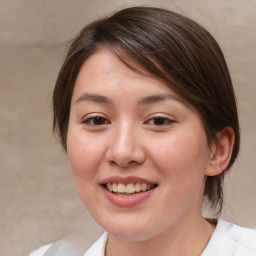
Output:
[82, 115, 175, 127]
[145, 116, 175, 126]
[82, 116, 110, 126]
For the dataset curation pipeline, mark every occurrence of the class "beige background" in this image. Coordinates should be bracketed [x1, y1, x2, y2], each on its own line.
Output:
[1, 1, 255, 255]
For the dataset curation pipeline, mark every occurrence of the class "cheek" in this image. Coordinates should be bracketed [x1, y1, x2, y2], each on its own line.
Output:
[149, 135, 209, 222]
[67, 130, 104, 183]
[151, 133, 209, 189]
[66, 131, 106, 211]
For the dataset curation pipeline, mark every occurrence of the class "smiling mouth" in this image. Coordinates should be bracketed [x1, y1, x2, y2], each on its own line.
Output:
[103, 183, 158, 195]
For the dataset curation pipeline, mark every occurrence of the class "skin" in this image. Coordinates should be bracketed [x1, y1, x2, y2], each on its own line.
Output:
[67, 48, 234, 256]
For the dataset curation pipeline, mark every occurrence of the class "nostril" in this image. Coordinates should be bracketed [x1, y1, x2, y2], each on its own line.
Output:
[110, 159, 139, 167]
[106, 138, 146, 167]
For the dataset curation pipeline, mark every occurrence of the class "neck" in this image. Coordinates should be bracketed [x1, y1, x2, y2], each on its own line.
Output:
[106, 216, 216, 256]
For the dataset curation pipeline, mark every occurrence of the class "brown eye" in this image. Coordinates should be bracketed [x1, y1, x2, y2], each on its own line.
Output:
[83, 116, 110, 125]
[149, 117, 174, 126]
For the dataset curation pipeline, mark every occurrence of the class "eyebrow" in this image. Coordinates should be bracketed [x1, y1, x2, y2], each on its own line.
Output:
[138, 93, 182, 105]
[75, 93, 113, 104]
[75, 92, 182, 105]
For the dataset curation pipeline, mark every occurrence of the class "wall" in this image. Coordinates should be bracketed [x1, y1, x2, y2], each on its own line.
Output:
[1, 1, 255, 255]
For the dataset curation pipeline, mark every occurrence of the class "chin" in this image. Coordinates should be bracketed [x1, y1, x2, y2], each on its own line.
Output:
[98, 216, 161, 242]
[109, 228, 153, 242]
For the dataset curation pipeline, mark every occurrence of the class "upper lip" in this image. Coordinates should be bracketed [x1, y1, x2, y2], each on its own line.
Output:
[100, 176, 157, 185]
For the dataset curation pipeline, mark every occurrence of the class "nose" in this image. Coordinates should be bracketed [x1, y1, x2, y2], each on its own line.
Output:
[106, 124, 145, 167]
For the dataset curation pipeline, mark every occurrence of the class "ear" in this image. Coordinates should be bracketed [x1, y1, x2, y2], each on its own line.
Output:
[205, 127, 235, 176]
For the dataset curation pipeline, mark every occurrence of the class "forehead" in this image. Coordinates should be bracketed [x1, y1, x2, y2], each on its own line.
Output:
[73, 48, 184, 102]
[77, 48, 150, 82]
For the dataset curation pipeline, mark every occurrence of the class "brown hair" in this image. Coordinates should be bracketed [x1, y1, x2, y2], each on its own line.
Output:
[53, 6, 240, 214]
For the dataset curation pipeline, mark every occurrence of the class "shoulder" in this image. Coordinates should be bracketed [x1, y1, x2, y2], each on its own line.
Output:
[83, 232, 108, 256]
[28, 244, 52, 256]
[203, 219, 256, 256]
[28, 232, 108, 256]
[227, 220, 256, 253]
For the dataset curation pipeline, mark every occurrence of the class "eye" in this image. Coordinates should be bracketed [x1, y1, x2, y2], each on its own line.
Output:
[146, 117, 175, 126]
[82, 116, 110, 126]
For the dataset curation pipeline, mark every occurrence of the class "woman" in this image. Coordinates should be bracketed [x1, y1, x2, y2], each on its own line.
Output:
[30, 6, 256, 256]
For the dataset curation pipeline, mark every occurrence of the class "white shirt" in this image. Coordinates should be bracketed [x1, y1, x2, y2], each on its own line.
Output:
[29, 219, 256, 256]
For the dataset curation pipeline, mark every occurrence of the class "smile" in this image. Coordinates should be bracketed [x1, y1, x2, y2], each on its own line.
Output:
[104, 183, 156, 195]
[100, 176, 158, 206]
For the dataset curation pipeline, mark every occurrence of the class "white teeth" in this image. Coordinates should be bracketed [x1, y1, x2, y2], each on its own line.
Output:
[126, 183, 135, 193]
[134, 183, 141, 192]
[112, 183, 118, 193]
[141, 183, 147, 191]
[117, 183, 126, 193]
[105, 182, 155, 193]
[106, 183, 112, 192]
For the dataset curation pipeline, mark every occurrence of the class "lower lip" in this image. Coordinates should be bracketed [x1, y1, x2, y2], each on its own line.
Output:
[101, 186, 155, 207]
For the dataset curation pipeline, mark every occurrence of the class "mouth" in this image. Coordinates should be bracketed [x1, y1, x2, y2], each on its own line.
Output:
[100, 176, 158, 206]
[102, 183, 158, 195]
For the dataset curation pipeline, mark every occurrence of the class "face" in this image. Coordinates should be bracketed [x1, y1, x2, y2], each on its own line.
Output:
[67, 48, 212, 241]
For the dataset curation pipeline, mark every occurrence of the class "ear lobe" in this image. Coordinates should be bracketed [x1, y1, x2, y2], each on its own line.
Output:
[205, 127, 235, 176]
